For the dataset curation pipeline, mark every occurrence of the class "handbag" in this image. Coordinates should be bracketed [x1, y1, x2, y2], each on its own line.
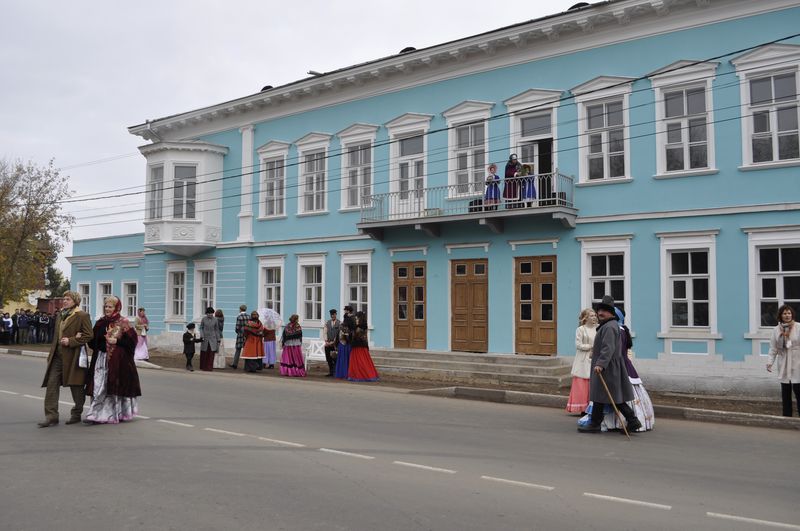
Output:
[78, 345, 89, 368]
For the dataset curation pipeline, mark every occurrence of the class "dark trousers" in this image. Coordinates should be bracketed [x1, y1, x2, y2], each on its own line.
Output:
[591, 401, 636, 426]
[185, 353, 194, 369]
[781, 382, 800, 417]
[44, 350, 85, 421]
[231, 345, 242, 368]
[324, 344, 338, 374]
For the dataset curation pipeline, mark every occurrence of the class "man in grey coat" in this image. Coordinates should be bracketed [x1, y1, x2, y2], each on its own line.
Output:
[578, 295, 641, 433]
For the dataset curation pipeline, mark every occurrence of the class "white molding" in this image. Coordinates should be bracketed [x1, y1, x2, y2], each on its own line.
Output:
[239, 125, 255, 242]
[336, 123, 380, 140]
[296, 253, 326, 328]
[503, 89, 563, 114]
[339, 251, 373, 326]
[576, 202, 800, 224]
[655, 229, 719, 238]
[385, 113, 434, 136]
[388, 245, 429, 256]
[258, 255, 285, 313]
[294, 132, 333, 152]
[653, 169, 719, 180]
[95, 265, 114, 270]
[216, 233, 371, 249]
[742, 224, 800, 234]
[138, 141, 229, 156]
[75, 265, 92, 271]
[508, 238, 559, 250]
[441, 100, 494, 121]
[120, 263, 141, 269]
[337, 249, 375, 256]
[648, 60, 720, 88]
[68, 251, 145, 263]
[575, 177, 633, 187]
[445, 242, 490, 254]
[571, 75, 635, 103]
[576, 234, 634, 242]
[386, 113, 433, 206]
[738, 160, 800, 172]
[579, 236, 633, 330]
[256, 140, 292, 155]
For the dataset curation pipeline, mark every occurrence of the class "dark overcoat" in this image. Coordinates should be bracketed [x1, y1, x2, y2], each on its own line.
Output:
[86, 319, 141, 398]
[41, 309, 93, 388]
[589, 317, 634, 404]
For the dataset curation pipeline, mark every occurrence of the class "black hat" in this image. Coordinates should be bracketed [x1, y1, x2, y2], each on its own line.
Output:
[205, 307, 215, 314]
[596, 295, 616, 313]
[329, 309, 337, 315]
[343, 305, 353, 312]
[186, 323, 196, 329]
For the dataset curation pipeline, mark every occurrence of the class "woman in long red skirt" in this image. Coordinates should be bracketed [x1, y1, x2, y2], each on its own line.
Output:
[347, 311, 379, 382]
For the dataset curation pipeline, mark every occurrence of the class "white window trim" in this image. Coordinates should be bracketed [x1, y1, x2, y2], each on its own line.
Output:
[193, 258, 216, 322]
[337, 124, 379, 212]
[121, 281, 139, 320]
[146, 163, 164, 221]
[385, 113, 433, 201]
[165, 260, 187, 323]
[77, 282, 91, 315]
[650, 61, 719, 178]
[339, 250, 373, 326]
[95, 281, 113, 319]
[573, 77, 634, 184]
[442, 101, 493, 197]
[657, 230, 719, 339]
[578, 235, 633, 331]
[744, 226, 800, 337]
[504, 89, 562, 176]
[295, 133, 332, 215]
[258, 255, 285, 314]
[732, 44, 800, 169]
[296, 253, 326, 328]
[257, 141, 290, 220]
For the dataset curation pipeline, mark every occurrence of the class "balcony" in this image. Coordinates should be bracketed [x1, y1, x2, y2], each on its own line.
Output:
[357, 172, 577, 240]
[144, 219, 221, 256]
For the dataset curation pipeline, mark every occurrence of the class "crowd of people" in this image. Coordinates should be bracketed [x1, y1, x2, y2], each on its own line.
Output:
[0, 309, 59, 345]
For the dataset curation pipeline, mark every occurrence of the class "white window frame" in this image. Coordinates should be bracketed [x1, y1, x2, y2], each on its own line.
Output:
[147, 164, 164, 220]
[296, 253, 326, 327]
[172, 164, 198, 220]
[165, 261, 187, 323]
[257, 141, 290, 220]
[442, 101, 493, 198]
[650, 61, 719, 178]
[193, 259, 216, 321]
[573, 77, 634, 184]
[339, 250, 373, 326]
[745, 226, 800, 336]
[95, 281, 113, 318]
[386, 113, 433, 212]
[578, 235, 633, 330]
[121, 281, 138, 319]
[505, 90, 562, 183]
[77, 283, 90, 315]
[295, 133, 332, 215]
[657, 231, 719, 339]
[732, 44, 800, 170]
[258, 255, 285, 316]
[337, 124, 379, 212]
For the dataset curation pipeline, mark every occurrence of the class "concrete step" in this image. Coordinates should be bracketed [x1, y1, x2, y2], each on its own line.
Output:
[371, 348, 567, 367]
[371, 355, 571, 377]
[373, 364, 572, 388]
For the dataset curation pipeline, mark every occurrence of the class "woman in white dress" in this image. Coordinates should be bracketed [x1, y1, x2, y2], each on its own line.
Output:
[566, 309, 596, 414]
[133, 308, 149, 361]
[213, 309, 227, 369]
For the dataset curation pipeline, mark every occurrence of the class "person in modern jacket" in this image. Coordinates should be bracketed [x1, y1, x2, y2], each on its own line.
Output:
[566, 308, 596, 414]
[38, 291, 93, 427]
[767, 304, 800, 417]
[199, 307, 221, 372]
[578, 295, 641, 433]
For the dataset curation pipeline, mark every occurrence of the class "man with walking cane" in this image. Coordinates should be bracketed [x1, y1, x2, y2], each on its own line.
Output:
[578, 295, 642, 434]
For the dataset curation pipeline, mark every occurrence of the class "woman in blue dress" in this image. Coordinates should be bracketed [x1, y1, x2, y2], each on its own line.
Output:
[334, 305, 354, 378]
[519, 164, 537, 206]
[484, 163, 500, 210]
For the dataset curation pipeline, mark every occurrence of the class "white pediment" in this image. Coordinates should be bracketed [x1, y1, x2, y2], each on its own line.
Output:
[503, 89, 563, 114]
[442, 100, 495, 122]
[385, 112, 434, 135]
[336, 123, 380, 140]
[294, 132, 333, 151]
[648, 60, 720, 88]
[571, 76, 635, 102]
[256, 139, 291, 155]
[731, 43, 800, 70]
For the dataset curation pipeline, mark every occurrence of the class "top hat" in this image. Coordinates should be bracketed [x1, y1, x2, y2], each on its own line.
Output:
[596, 295, 616, 313]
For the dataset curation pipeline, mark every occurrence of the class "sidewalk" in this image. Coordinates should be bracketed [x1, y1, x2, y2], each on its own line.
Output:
[4, 345, 798, 431]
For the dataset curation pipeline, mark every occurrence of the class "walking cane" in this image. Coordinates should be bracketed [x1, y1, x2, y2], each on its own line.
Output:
[597, 370, 631, 441]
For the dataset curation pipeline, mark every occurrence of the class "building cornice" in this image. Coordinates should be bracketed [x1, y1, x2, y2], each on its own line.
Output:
[138, 141, 229, 156]
[67, 251, 145, 264]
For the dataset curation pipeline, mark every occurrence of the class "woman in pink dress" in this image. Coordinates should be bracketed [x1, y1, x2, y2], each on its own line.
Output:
[279, 314, 306, 377]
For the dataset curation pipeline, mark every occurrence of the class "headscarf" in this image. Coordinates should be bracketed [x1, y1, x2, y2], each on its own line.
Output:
[137, 308, 149, 326]
[97, 296, 123, 329]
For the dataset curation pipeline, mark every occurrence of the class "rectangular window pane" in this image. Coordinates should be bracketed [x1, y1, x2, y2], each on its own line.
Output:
[691, 251, 709, 274]
[400, 135, 423, 156]
[666, 122, 682, 144]
[673, 280, 687, 299]
[693, 303, 709, 327]
[693, 278, 709, 300]
[759, 248, 780, 272]
[592, 281, 605, 300]
[609, 255, 624, 276]
[587, 105, 604, 130]
[782, 248, 800, 271]
[761, 302, 779, 327]
[521, 113, 551, 137]
[609, 154, 625, 178]
[610, 280, 624, 301]
[777, 107, 798, 132]
[606, 101, 623, 126]
[688, 118, 707, 142]
[665, 91, 684, 118]
[778, 134, 799, 160]
[520, 284, 532, 301]
[686, 88, 706, 115]
[591, 255, 606, 276]
[672, 302, 688, 326]
[672, 252, 689, 275]
[750, 77, 773, 105]
[785, 277, 800, 299]
[753, 111, 771, 134]
[689, 144, 708, 169]
[774, 73, 796, 102]
[588, 157, 604, 180]
[762, 277, 777, 298]
[666, 147, 684, 171]
[541, 304, 554, 321]
[753, 137, 774, 163]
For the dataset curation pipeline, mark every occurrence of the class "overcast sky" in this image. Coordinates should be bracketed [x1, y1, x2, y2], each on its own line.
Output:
[1, 0, 579, 276]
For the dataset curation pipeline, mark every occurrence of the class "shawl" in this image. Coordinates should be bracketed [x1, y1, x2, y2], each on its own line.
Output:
[243, 318, 264, 337]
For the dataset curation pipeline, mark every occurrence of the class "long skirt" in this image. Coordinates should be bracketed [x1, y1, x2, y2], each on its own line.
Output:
[85, 351, 138, 424]
[279, 344, 306, 377]
[213, 339, 227, 369]
[577, 381, 655, 432]
[566, 377, 590, 413]
[347, 346, 379, 382]
[199, 348, 215, 371]
[134, 336, 149, 361]
[262, 340, 277, 366]
[334, 343, 351, 379]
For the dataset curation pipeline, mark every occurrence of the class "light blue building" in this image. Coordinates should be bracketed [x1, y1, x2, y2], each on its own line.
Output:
[69, 0, 800, 392]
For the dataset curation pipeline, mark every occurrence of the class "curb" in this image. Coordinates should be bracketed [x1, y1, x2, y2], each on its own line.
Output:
[1, 348, 163, 370]
[410, 386, 800, 431]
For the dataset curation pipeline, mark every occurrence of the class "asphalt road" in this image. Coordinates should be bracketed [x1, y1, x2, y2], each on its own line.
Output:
[1, 353, 797, 531]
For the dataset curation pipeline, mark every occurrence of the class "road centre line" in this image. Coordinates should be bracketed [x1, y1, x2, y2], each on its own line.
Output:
[23, 394, 44, 400]
[58, 401, 73, 406]
[256, 436, 305, 447]
[204, 427, 246, 437]
[583, 492, 672, 511]
[0, 390, 19, 395]
[393, 461, 457, 474]
[481, 476, 555, 491]
[156, 419, 195, 428]
[318, 448, 375, 460]
[706, 512, 800, 530]
[134, 415, 150, 419]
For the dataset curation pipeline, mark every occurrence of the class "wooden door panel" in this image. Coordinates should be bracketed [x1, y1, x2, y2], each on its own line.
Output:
[515, 256, 557, 355]
[394, 261, 426, 349]
[450, 259, 488, 353]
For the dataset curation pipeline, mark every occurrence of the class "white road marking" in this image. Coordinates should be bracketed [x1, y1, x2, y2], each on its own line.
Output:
[481, 476, 555, 491]
[156, 419, 195, 428]
[134, 415, 150, 419]
[0, 390, 19, 395]
[318, 448, 375, 460]
[707, 512, 800, 530]
[583, 492, 671, 510]
[58, 401, 73, 406]
[204, 428, 246, 437]
[256, 436, 305, 448]
[393, 461, 457, 474]
[23, 394, 44, 400]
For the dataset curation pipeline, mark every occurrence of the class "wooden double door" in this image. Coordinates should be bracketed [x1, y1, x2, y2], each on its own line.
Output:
[515, 256, 557, 355]
[451, 259, 489, 353]
[393, 261, 427, 349]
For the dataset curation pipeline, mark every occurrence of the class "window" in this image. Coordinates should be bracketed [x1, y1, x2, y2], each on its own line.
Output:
[749, 73, 799, 163]
[453, 123, 485, 195]
[78, 283, 90, 314]
[302, 151, 326, 213]
[663, 88, 709, 171]
[173, 165, 197, 219]
[579, 236, 632, 328]
[341, 250, 372, 320]
[586, 100, 625, 180]
[386, 113, 433, 217]
[169, 271, 185, 319]
[504, 90, 560, 179]
[263, 157, 285, 217]
[344, 143, 372, 209]
[589, 254, 626, 314]
[399, 134, 425, 201]
[199, 270, 214, 313]
[668, 251, 709, 327]
[258, 256, 284, 315]
[122, 282, 138, 318]
[96, 282, 112, 318]
[302, 265, 322, 321]
[147, 166, 164, 219]
[758, 246, 800, 326]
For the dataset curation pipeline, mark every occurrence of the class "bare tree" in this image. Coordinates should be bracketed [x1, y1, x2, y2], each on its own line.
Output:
[0, 159, 75, 307]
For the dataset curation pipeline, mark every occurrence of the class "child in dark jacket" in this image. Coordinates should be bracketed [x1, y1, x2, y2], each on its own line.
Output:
[183, 323, 202, 371]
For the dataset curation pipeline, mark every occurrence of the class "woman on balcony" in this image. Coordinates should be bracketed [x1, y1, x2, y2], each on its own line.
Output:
[519, 164, 537, 207]
[484, 163, 500, 210]
[503, 153, 521, 209]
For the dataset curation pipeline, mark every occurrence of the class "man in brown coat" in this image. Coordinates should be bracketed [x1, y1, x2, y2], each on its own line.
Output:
[38, 290, 93, 427]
